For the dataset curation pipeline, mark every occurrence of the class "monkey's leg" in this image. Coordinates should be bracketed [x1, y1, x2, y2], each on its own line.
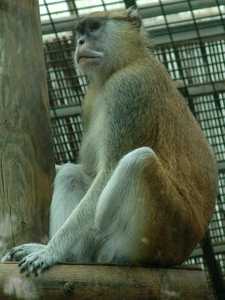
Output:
[50, 163, 92, 238]
[1, 164, 93, 264]
[94, 147, 189, 265]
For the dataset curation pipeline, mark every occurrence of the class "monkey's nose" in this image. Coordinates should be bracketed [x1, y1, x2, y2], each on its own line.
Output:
[78, 38, 85, 45]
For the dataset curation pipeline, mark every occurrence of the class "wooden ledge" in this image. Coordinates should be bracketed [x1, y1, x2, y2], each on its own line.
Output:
[0, 262, 208, 299]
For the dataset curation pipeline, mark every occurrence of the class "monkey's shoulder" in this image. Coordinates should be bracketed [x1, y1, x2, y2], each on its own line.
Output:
[106, 58, 173, 98]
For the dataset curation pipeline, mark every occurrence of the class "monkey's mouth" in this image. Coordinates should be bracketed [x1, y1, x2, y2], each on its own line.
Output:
[76, 50, 102, 65]
[78, 56, 101, 63]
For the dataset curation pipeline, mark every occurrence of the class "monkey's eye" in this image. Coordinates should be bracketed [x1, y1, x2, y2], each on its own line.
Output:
[76, 24, 85, 35]
[89, 22, 101, 33]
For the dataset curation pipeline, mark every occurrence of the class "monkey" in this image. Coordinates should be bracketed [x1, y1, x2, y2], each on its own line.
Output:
[1, 7, 218, 275]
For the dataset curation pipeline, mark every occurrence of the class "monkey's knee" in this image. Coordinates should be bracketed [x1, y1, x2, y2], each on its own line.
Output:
[51, 163, 92, 220]
[119, 147, 156, 173]
[53, 163, 92, 194]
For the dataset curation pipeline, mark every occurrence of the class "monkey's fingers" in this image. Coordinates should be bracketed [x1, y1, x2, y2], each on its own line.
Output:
[2, 243, 45, 262]
[19, 254, 49, 276]
[10, 246, 30, 261]
[1, 246, 27, 262]
[1, 251, 13, 262]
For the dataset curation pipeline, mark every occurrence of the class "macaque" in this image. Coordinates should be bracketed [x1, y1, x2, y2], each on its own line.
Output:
[2, 7, 218, 275]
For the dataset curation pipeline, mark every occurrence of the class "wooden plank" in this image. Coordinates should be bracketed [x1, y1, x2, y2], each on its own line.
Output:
[0, 262, 209, 300]
[0, 0, 55, 255]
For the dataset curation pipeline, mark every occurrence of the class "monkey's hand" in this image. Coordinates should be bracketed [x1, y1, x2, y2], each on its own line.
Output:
[1, 243, 57, 276]
[1, 243, 46, 262]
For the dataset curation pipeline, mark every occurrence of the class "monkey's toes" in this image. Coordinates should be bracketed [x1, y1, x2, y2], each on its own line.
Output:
[19, 255, 49, 276]
[1, 252, 13, 262]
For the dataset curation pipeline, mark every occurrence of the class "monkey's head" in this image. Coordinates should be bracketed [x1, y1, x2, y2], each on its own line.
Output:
[74, 7, 149, 82]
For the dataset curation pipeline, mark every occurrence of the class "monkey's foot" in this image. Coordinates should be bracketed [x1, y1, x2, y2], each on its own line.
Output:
[1, 243, 46, 262]
[1, 243, 56, 276]
[19, 250, 50, 276]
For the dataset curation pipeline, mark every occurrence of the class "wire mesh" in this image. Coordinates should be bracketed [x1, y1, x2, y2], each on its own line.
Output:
[39, 1, 225, 299]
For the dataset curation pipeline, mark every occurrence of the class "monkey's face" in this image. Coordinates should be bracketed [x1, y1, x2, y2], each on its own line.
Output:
[74, 17, 106, 73]
[74, 9, 143, 79]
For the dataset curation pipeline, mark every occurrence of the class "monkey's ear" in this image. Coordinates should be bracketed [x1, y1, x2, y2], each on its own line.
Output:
[126, 7, 142, 32]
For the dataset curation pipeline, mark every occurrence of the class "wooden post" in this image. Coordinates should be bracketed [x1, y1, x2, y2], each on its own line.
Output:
[0, 263, 209, 299]
[0, 0, 55, 256]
